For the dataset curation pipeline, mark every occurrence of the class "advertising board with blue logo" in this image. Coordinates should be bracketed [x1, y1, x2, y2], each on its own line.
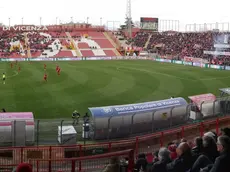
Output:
[89, 98, 188, 118]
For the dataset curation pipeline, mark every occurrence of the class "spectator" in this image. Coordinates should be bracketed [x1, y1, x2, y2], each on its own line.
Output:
[151, 147, 171, 172]
[16, 163, 32, 172]
[208, 135, 230, 172]
[202, 135, 219, 162]
[103, 157, 120, 172]
[221, 128, 230, 138]
[134, 153, 148, 172]
[168, 144, 177, 160]
[201, 135, 230, 172]
[152, 150, 159, 164]
[204, 131, 217, 142]
[192, 137, 203, 156]
[166, 142, 195, 172]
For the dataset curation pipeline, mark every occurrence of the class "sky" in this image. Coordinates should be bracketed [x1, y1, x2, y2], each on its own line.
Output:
[0, 0, 230, 31]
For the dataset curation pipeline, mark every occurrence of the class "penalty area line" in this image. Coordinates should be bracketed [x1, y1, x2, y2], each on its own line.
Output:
[7, 71, 19, 78]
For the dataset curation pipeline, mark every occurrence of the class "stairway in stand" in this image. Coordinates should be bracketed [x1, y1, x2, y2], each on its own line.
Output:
[66, 32, 82, 57]
[24, 33, 31, 58]
[103, 32, 121, 56]
[144, 34, 152, 49]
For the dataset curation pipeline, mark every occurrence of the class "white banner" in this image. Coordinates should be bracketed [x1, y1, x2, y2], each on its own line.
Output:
[203, 51, 230, 56]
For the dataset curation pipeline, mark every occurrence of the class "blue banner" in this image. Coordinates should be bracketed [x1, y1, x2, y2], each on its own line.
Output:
[89, 98, 188, 118]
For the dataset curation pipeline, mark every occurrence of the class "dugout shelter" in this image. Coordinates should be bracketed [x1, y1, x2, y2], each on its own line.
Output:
[0, 112, 34, 146]
[89, 97, 188, 140]
[219, 88, 230, 113]
[188, 93, 220, 120]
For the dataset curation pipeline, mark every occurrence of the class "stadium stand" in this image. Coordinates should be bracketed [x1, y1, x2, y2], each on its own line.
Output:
[0, 24, 121, 58]
[0, 116, 230, 171]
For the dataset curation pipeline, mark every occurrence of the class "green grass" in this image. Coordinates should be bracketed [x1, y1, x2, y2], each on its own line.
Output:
[0, 60, 230, 119]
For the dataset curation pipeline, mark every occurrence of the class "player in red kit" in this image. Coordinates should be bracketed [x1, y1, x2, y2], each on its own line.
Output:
[44, 64, 47, 70]
[58, 68, 61, 75]
[44, 73, 47, 82]
[56, 65, 59, 72]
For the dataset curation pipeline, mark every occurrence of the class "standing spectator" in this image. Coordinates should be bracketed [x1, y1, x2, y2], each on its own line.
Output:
[151, 147, 171, 172]
[166, 142, 195, 172]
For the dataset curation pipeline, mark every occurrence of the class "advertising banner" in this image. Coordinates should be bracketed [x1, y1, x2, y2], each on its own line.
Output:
[29, 58, 54, 61]
[183, 61, 192, 65]
[156, 59, 171, 63]
[193, 62, 201, 67]
[89, 97, 188, 118]
[173, 60, 183, 64]
[210, 65, 224, 70]
[56, 58, 82, 61]
[225, 66, 230, 70]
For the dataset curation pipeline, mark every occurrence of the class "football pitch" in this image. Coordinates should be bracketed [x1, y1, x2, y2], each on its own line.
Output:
[0, 60, 230, 119]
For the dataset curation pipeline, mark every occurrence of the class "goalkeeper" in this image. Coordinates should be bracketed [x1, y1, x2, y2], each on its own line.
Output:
[72, 110, 80, 125]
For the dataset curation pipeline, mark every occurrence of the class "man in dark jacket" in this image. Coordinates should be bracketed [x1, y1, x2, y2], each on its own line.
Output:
[166, 142, 196, 172]
[206, 135, 230, 172]
[151, 147, 171, 172]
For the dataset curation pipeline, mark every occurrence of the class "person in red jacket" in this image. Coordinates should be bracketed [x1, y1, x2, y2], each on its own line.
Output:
[168, 144, 177, 160]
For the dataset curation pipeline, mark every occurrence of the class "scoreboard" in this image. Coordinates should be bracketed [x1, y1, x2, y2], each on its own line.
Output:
[140, 17, 158, 31]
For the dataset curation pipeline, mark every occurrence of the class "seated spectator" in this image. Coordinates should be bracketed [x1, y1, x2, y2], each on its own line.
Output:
[191, 135, 219, 172]
[151, 147, 171, 172]
[166, 142, 195, 172]
[201, 135, 230, 172]
[103, 157, 120, 172]
[202, 135, 219, 162]
[152, 150, 159, 164]
[168, 144, 177, 160]
[221, 128, 230, 138]
[134, 153, 148, 172]
[192, 137, 203, 156]
[16, 163, 32, 172]
[204, 131, 217, 142]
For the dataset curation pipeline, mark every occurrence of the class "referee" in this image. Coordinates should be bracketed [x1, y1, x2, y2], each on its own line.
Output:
[2, 73, 6, 85]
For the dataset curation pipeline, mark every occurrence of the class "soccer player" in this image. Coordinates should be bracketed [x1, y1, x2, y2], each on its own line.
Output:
[56, 65, 59, 72]
[18, 66, 21, 72]
[10, 62, 13, 69]
[44, 64, 47, 70]
[44, 73, 47, 82]
[2, 73, 6, 84]
[58, 68, 61, 75]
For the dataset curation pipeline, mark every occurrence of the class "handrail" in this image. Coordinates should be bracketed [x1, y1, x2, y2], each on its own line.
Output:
[29, 149, 134, 172]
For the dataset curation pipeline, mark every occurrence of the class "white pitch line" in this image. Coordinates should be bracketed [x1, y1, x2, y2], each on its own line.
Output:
[7, 71, 19, 78]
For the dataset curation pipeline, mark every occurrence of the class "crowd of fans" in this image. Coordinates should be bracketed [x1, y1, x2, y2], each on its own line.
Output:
[130, 128, 230, 172]
[133, 31, 230, 65]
